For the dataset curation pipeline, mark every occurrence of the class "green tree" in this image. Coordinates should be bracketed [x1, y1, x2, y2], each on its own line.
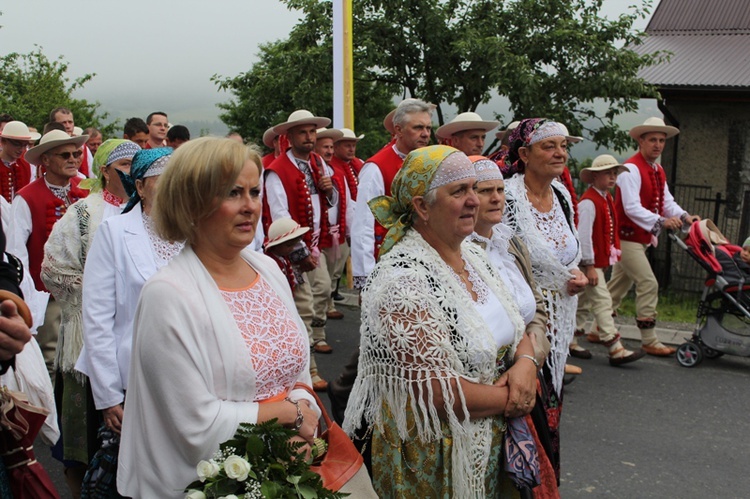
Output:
[213, 0, 395, 158]
[0, 47, 117, 136]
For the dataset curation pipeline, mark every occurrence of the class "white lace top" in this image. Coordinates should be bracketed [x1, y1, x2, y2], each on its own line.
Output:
[220, 275, 308, 401]
[469, 225, 537, 326]
[529, 191, 578, 267]
[142, 211, 184, 266]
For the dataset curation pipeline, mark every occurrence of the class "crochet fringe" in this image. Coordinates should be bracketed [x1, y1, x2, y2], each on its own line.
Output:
[345, 230, 524, 498]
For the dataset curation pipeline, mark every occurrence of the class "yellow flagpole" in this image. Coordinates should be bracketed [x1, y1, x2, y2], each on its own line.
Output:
[343, 0, 354, 129]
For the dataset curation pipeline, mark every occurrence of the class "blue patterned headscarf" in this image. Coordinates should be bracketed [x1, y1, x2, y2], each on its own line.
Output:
[119, 147, 173, 213]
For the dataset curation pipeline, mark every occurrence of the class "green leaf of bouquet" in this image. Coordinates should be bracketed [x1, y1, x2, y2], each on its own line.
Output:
[297, 484, 318, 499]
[286, 474, 301, 485]
[261, 480, 283, 498]
[246, 434, 265, 457]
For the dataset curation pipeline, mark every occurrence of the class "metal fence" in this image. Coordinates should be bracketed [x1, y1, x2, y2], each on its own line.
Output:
[652, 184, 748, 297]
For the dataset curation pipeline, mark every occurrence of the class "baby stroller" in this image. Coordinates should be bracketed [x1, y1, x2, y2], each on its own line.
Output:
[668, 220, 750, 367]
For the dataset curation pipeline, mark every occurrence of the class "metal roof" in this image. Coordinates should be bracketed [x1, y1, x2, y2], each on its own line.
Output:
[635, 34, 750, 88]
[634, 0, 750, 89]
[647, 0, 750, 34]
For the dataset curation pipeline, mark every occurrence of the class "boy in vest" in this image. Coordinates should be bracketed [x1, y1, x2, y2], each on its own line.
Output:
[575, 155, 645, 365]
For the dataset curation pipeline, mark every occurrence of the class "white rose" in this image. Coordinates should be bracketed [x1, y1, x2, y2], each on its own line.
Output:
[220, 496, 239, 499]
[223, 455, 251, 481]
[185, 490, 207, 499]
[196, 460, 220, 482]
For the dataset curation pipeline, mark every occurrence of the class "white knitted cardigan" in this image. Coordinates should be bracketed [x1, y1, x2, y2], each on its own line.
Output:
[502, 174, 581, 396]
[345, 229, 525, 499]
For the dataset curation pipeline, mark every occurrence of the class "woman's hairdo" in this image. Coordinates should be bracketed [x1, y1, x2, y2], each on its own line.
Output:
[153, 137, 260, 244]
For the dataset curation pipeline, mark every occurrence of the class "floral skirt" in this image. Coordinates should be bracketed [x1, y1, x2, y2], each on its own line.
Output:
[371, 402, 520, 498]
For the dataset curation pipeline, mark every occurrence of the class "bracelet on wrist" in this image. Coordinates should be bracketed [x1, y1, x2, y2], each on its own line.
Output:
[284, 397, 304, 430]
[516, 354, 540, 369]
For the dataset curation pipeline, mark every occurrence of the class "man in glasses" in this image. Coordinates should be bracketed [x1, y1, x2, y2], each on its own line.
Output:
[50, 107, 95, 178]
[0, 121, 39, 202]
[145, 111, 169, 149]
[7, 129, 90, 375]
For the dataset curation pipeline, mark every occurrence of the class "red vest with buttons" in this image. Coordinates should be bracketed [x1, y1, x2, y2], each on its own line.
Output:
[16, 177, 88, 292]
[615, 152, 666, 245]
[330, 156, 362, 201]
[364, 145, 403, 259]
[262, 153, 346, 251]
[580, 187, 620, 268]
[0, 156, 32, 202]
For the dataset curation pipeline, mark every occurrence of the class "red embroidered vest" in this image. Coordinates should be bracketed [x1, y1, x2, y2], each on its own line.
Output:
[0, 156, 32, 202]
[330, 156, 361, 201]
[365, 145, 404, 259]
[262, 153, 346, 250]
[580, 187, 620, 268]
[17, 177, 88, 292]
[615, 152, 666, 245]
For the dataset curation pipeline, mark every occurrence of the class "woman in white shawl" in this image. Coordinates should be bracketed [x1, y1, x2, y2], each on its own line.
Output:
[501, 118, 588, 483]
[40, 139, 138, 493]
[118, 138, 320, 498]
[345, 146, 539, 498]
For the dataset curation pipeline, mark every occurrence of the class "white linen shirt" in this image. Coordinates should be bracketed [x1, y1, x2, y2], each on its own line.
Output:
[351, 144, 407, 287]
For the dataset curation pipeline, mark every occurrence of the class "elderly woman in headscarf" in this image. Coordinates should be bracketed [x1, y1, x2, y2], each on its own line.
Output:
[74, 147, 182, 496]
[41, 138, 139, 496]
[501, 118, 588, 483]
[345, 145, 540, 498]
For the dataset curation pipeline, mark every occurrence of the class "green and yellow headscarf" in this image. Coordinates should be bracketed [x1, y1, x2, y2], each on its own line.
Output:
[80, 139, 141, 192]
[368, 145, 474, 256]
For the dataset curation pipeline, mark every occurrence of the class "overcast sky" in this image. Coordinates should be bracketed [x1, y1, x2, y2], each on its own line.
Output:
[1, 1, 651, 136]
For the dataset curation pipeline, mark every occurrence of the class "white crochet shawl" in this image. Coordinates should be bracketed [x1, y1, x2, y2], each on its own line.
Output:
[503, 174, 580, 396]
[345, 229, 524, 499]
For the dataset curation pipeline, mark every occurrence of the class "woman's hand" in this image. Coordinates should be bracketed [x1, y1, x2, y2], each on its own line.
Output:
[496, 359, 537, 418]
[566, 268, 588, 295]
[103, 404, 124, 434]
[295, 400, 319, 445]
[0, 300, 32, 361]
[288, 435, 312, 461]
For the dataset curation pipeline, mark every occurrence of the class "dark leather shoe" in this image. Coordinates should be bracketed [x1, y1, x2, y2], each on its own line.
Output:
[331, 291, 345, 301]
[327, 310, 344, 320]
[569, 346, 592, 359]
[313, 378, 329, 392]
[609, 348, 646, 366]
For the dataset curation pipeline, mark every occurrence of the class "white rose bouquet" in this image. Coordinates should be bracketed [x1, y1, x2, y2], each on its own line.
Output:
[184, 419, 344, 499]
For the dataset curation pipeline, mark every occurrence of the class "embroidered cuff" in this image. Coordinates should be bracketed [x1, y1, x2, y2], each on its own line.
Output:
[651, 217, 665, 236]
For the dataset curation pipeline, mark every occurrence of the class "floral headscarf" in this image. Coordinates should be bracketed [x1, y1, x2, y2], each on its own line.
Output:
[119, 147, 173, 213]
[503, 118, 567, 178]
[368, 145, 474, 256]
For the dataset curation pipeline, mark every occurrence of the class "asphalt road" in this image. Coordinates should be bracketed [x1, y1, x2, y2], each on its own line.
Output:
[36, 303, 750, 498]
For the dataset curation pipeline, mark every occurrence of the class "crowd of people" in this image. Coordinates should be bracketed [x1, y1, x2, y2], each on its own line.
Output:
[0, 100, 700, 498]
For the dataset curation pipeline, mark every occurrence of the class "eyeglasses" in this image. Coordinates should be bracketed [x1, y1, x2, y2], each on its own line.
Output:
[52, 150, 83, 160]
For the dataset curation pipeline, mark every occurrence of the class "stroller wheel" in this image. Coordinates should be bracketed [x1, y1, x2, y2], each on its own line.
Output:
[702, 346, 724, 359]
[677, 342, 704, 368]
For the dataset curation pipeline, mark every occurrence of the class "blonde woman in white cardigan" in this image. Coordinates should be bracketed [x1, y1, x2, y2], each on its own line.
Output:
[118, 138, 320, 498]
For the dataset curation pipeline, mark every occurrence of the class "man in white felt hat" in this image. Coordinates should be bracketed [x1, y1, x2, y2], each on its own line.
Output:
[314, 128, 344, 164]
[8, 129, 90, 374]
[0, 121, 40, 202]
[605, 117, 701, 357]
[351, 98, 433, 289]
[263, 110, 353, 390]
[575, 154, 645, 366]
[435, 111, 499, 156]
